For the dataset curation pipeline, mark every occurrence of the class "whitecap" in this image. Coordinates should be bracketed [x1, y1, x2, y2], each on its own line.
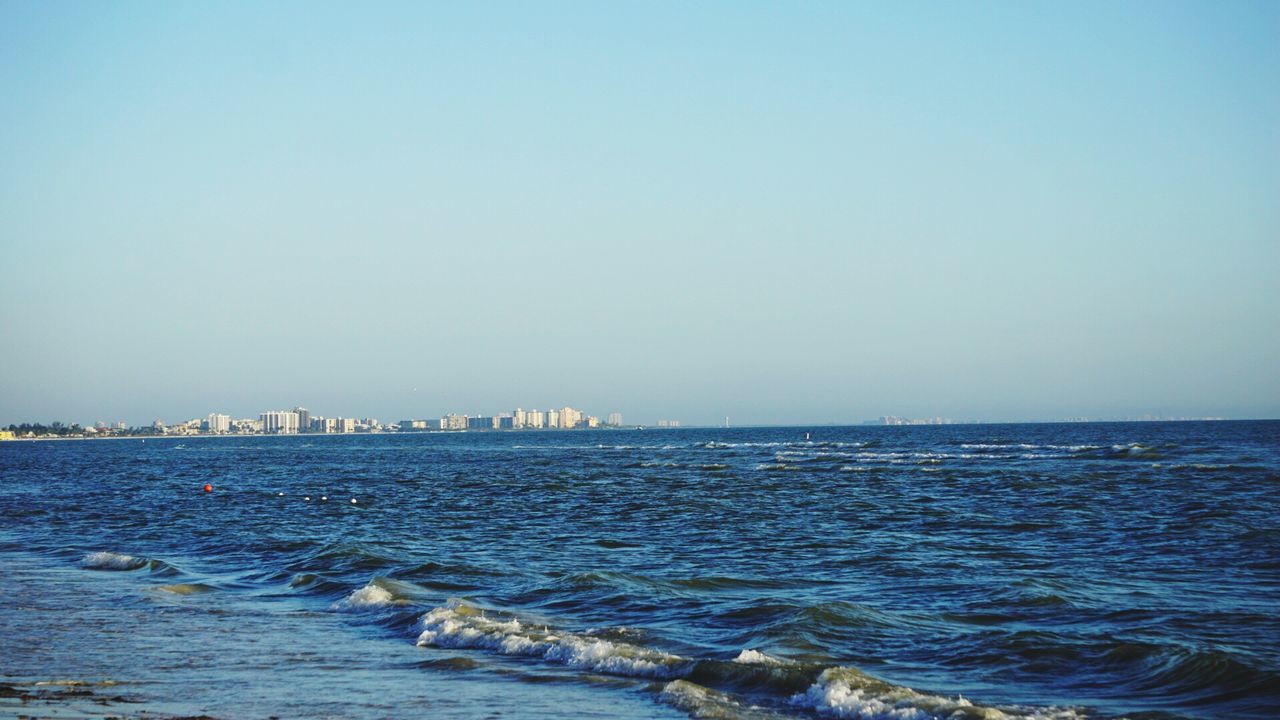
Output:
[415, 600, 685, 678]
[331, 581, 402, 611]
[734, 649, 784, 665]
[792, 666, 1086, 720]
[81, 552, 146, 571]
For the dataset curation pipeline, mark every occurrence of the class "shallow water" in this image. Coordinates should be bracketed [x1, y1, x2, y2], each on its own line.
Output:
[2, 421, 1278, 719]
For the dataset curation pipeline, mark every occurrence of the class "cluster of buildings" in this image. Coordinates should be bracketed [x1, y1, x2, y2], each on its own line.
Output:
[867, 416, 954, 426]
[152, 406, 629, 435]
[399, 407, 623, 432]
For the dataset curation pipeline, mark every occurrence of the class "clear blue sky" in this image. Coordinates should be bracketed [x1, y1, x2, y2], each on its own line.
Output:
[2, 1, 1277, 426]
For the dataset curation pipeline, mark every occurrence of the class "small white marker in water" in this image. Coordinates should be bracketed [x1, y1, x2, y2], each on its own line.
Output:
[304, 496, 311, 501]
[277, 492, 284, 496]
[321, 496, 328, 501]
[350, 498, 358, 504]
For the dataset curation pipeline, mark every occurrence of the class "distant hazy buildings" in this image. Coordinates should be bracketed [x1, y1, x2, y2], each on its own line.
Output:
[871, 416, 953, 426]
[407, 405, 608, 432]
[25, 402, 626, 439]
[655, 419, 680, 428]
[261, 411, 300, 434]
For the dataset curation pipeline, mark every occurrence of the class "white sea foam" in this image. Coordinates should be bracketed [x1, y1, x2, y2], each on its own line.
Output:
[734, 649, 784, 665]
[415, 600, 685, 678]
[792, 667, 1086, 720]
[81, 551, 145, 570]
[331, 581, 402, 611]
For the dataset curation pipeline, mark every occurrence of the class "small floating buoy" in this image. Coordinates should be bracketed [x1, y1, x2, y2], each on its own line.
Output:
[350, 498, 357, 504]
[321, 496, 328, 501]
[277, 492, 284, 496]
[304, 496, 311, 501]
[203, 484, 213, 493]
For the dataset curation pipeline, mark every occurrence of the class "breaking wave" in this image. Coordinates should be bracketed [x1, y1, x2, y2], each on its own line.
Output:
[791, 666, 1085, 719]
[415, 600, 685, 678]
[410, 601, 1088, 719]
[81, 551, 148, 571]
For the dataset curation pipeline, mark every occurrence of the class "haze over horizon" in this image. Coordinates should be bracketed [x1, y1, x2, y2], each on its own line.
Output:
[2, 2, 1278, 427]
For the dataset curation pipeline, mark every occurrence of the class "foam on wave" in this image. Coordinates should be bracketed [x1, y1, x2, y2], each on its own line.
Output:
[792, 667, 1085, 720]
[415, 600, 685, 678]
[734, 649, 784, 666]
[409, 602, 1085, 719]
[331, 580, 408, 611]
[81, 551, 147, 571]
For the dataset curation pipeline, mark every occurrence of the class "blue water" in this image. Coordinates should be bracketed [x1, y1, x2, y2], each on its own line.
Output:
[2, 421, 1278, 719]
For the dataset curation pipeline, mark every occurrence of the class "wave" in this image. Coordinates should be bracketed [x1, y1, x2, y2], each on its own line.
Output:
[81, 551, 149, 571]
[331, 578, 416, 611]
[791, 666, 1085, 720]
[415, 600, 686, 678]
[735, 649, 784, 666]
[79, 551, 184, 581]
[286, 542, 398, 575]
[408, 601, 1086, 719]
[332, 582, 398, 611]
[155, 582, 217, 595]
[662, 679, 793, 719]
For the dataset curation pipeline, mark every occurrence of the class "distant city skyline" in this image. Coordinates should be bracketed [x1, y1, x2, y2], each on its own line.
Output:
[2, 3, 1277, 426]
[1, 402, 1241, 434]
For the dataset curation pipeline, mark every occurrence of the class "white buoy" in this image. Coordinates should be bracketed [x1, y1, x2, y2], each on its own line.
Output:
[321, 496, 328, 501]
[350, 498, 357, 504]
[277, 492, 284, 496]
[304, 496, 311, 501]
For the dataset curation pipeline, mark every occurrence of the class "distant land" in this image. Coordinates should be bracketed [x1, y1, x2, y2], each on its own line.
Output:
[0, 410, 1238, 441]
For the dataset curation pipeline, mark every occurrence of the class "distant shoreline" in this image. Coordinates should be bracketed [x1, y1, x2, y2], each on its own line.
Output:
[3, 417, 1268, 444]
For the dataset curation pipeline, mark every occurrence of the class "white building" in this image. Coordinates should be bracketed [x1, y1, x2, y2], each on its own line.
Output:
[261, 411, 300, 434]
[607, 412, 623, 427]
[207, 413, 231, 434]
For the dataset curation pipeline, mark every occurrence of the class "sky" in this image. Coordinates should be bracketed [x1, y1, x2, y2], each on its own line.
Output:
[1, 1, 1277, 427]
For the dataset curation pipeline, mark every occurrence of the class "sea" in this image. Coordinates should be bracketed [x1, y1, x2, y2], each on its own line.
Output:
[1, 421, 1277, 719]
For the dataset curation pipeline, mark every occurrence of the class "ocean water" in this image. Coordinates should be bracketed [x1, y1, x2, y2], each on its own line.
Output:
[1, 421, 1278, 719]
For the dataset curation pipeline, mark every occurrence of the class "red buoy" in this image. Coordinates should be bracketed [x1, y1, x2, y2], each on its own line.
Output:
[203, 484, 213, 493]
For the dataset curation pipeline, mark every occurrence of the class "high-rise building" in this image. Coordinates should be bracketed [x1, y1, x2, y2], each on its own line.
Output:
[513, 408, 526, 428]
[607, 412, 622, 427]
[546, 409, 561, 428]
[525, 410, 545, 429]
[207, 413, 231, 434]
[294, 407, 310, 433]
[560, 406, 580, 429]
[261, 411, 300, 434]
[443, 414, 468, 430]
[336, 417, 356, 433]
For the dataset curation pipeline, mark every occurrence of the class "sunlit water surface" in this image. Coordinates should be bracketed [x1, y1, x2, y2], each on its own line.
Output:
[2, 422, 1277, 719]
